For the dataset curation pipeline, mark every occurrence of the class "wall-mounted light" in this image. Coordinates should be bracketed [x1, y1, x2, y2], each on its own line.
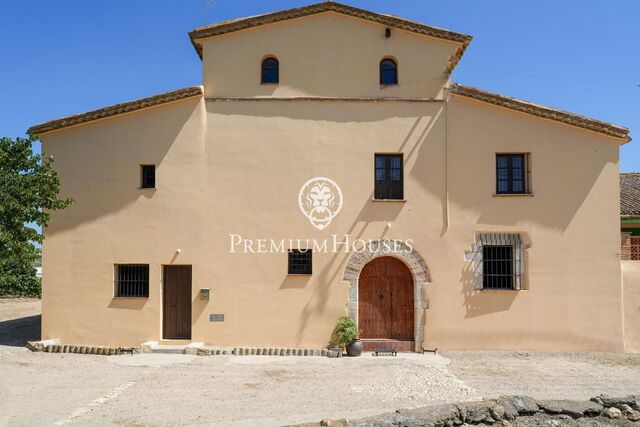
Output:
[385, 28, 391, 38]
[200, 288, 210, 300]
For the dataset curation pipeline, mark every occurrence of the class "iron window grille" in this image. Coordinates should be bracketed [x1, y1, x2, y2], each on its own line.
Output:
[288, 249, 312, 275]
[141, 165, 155, 189]
[380, 58, 398, 85]
[115, 264, 149, 297]
[374, 154, 404, 200]
[261, 57, 279, 84]
[482, 245, 515, 290]
[496, 154, 530, 194]
[467, 233, 523, 291]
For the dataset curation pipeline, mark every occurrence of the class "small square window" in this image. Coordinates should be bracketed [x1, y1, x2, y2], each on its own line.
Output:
[288, 250, 312, 275]
[141, 165, 155, 189]
[114, 264, 149, 297]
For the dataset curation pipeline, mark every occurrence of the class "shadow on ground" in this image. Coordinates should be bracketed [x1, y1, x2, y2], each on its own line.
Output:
[0, 315, 41, 346]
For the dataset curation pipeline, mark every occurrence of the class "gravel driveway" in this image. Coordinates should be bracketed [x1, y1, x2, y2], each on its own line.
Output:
[1, 299, 640, 426]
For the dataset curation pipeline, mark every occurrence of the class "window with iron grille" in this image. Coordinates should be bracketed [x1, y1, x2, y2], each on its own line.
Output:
[468, 233, 523, 291]
[482, 245, 515, 290]
[496, 154, 530, 194]
[114, 264, 149, 297]
[288, 250, 312, 275]
[374, 154, 403, 200]
[141, 165, 155, 189]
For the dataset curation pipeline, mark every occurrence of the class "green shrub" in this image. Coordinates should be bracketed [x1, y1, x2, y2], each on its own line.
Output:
[333, 316, 358, 347]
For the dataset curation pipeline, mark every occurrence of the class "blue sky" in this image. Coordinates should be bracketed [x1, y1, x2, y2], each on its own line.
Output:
[1, 0, 638, 170]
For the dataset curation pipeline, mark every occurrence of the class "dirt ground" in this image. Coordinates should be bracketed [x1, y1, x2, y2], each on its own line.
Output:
[1, 299, 639, 426]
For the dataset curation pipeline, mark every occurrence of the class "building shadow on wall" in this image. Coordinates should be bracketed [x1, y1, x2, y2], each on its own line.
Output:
[0, 315, 41, 347]
[460, 262, 517, 318]
[283, 115, 433, 345]
[46, 98, 201, 235]
[108, 299, 148, 310]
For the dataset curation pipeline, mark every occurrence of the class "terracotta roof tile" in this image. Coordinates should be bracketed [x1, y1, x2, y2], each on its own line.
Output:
[621, 173, 640, 216]
[450, 84, 631, 142]
[28, 86, 203, 136]
[188, 1, 472, 74]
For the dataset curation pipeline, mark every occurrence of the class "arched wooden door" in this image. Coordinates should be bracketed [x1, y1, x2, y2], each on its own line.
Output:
[358, 257, 414, 340]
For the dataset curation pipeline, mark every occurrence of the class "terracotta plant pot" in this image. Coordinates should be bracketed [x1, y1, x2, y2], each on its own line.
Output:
[346, 339, 363, 357]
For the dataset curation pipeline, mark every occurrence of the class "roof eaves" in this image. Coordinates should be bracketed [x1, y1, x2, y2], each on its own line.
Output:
[449, 84, 631, 143]
[28, 86, 203, 136]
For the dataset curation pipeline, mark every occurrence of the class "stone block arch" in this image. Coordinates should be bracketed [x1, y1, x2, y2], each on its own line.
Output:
[342, 240, 431, 352]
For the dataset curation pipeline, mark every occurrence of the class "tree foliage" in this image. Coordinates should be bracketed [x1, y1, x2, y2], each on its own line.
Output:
[0, 136, 72, 297]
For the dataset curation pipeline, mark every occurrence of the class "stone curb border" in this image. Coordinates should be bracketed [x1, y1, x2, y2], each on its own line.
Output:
[27, 341, 340, 358]
[27, 341, 137, 356]
[191, 347, 337, 357]
[296, 394, 640, 426]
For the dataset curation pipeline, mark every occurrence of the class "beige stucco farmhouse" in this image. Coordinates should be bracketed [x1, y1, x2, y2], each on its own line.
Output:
[29, 2, 636, 352]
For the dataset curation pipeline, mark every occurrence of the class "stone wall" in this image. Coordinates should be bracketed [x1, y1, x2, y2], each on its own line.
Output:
[299, 394, 640, 426]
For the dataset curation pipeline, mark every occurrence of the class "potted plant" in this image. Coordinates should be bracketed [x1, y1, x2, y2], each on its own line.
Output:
[333, 316, 362, 357]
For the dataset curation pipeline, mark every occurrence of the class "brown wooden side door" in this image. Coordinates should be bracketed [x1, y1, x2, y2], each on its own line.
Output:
[163, 265, 192, 340]
[358, 257, 414, 340]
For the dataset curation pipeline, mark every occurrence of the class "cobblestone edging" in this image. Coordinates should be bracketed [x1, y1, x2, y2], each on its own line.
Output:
[28, 341, 339, 357]
[27, 341, 137, 356]
[296, 394, 640, 426]
[191, 347, 336, 357]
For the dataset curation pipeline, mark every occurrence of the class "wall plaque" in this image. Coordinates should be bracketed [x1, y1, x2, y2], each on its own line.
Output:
[210, 313, 224, 322]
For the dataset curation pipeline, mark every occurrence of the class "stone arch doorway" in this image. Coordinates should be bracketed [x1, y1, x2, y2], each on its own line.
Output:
[342, 240, 431, 352]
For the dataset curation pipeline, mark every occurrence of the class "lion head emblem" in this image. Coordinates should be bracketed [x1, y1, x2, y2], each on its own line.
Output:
[298, 177, 343, 230]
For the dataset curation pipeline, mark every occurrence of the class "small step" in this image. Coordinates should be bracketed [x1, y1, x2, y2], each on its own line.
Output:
[150, 345, 186, 354]
[141, 341, 204, 355]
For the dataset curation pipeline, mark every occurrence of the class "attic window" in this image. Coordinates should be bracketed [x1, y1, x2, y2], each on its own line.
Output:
[380, 58, 398, 85]
[261, 57, 279, 84]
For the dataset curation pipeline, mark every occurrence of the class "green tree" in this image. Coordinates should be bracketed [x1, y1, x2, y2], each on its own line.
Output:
[0, 136, 72, 297]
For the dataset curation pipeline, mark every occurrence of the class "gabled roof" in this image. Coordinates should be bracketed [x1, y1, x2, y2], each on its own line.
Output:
[28, 86, 203, 136]
[450, 84, 631, 143]
[189, 1, 472, 74]
[621, 173, 640, 217]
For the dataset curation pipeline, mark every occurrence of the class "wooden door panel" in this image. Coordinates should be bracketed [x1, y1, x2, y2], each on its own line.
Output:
[358, 257, 414, 340]
[163, 265, 192, 340]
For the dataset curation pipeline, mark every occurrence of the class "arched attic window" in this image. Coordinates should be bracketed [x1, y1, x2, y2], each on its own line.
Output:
[261, 57, 279, 84]
[380, 58, 398, 85]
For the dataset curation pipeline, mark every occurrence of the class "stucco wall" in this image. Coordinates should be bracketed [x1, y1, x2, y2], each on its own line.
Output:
[200, 12, 459, 98]
[623, 261, 640, 352]
[40, 92, 625, 351]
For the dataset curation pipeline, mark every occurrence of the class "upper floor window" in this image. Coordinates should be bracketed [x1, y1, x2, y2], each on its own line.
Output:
[380, 58, 398, 85]
[141, 165, 155, 189]
[374, 154, 403, 200]
[261, 57, 279, 84]
[496, 153, 530, 195]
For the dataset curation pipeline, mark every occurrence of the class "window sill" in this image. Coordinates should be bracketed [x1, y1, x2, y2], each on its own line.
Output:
[260, 82, 279, 85]
[372, 198, 407, 202]
[287, 273, 312, 276]
[479, 289, 521, 292]
[139, 187, 156, 190]
[493, 193, 533, 198]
